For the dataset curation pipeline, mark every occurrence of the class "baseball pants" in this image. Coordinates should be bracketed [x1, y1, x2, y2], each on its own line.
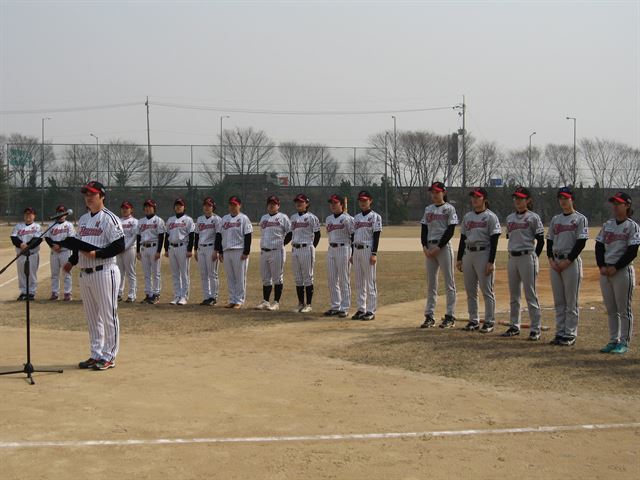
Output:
[50, 249, 72, 295]
[424, 244, 456, 317]
[224, 249, 249, 305]
[462, 249, 496, 325]
[292, 245, 315, 286]
[261, 247, 286, 286]
[508, 253, 542, 333]
[327, 245, 351, 311]
[198, 245, 219, 300]
[17, 251, 39, 295]
[353, 246, 377, 314]
[141, 245, 161, 296]
[79, 264, 120, 362]
[550, 257, 582, 338]
[169, 244, 190, 299]
[116, 247, 137, 299]
[600, 265, 635, 345]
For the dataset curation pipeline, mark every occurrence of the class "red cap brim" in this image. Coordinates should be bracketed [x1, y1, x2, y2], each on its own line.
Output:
[429, 186, 444, 193]
[358, 196, 372, 201]
[513, 192, 528, 199]
[81, 186, 100, 194]
[609, 196, 627, 204]
[558, 192, 573, 199]
[229, 200, 240, 206]
[470, 191, 485, 198]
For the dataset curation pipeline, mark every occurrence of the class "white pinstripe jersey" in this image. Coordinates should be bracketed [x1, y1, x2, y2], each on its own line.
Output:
[220, 213, 253, 250]
[196, 214, 222, 245]
[421, 203, 458, 241]
[259, 212, 291, 249]
[353, 210, 382, 247]
[11, 222, 42, 253]
[506, 210, 544, 251]
[290, 211, 321, 244]
[547, 211, 589, 254]
[596, 217, 640, 264]
[166, 215, 195, 243]
[44, 220, 75, 250]
[325, 213, 354, 244]
[460, 209, 501, 247]
[75, 208, 124, 268]
[138, 215, 166, 243]
[119, 216, 139, 250]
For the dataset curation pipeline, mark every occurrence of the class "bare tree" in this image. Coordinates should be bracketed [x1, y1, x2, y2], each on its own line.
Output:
[466, 140, 502, 187]
[153, 163, 184, 188]
[4, 133, 55, 188]
[208, 127, 275, 177]
[501, 146, 558, 187]
[58, 143, 101, 187]
[107, 140, 147, 187]
[278, 142, 325, 187]
[614, 146, 640, 189]
[545, 143, 577, 186]
[580, 138, 621, 188]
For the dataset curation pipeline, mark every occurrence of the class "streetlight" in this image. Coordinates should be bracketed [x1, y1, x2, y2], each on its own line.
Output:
[220, 115, 230, 179]
[528, 131, 537, 187]
[89, 133, 101, 183]
[391, 116, 397, 184]
[41, 117, 51, 215]
[566, 117, 577, 185]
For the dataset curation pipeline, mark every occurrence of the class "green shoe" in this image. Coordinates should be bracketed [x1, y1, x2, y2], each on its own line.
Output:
[600, 342, 618, 353]
[611, 343, 629, 354]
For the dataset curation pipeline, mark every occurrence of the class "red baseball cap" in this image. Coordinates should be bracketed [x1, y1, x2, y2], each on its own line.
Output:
[55, 204, 66, 212]
[328, 194, 343, 204]
[358, 190, 373, 201]
[120, 201, 133, 209]
[469, 187, 488, 198]
[23, 207, 35, 214]
[512, 186, 531, 199]
[609, 192, 632, 204]
[203, 197, 216, 207]
[80, 180, 106, 196]
[294, 193, 309, 203]
[266, 195, 280, 205]
[228, 196, 242, 206]
[428, 181, 446, 192]
[143, 199, 157, 208]
[174, 197, 186, 206]
[557, 186, 574, 199]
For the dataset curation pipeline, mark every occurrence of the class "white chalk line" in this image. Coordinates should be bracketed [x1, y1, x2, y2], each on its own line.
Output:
[1, 422, 638, 450]
[0, 261, 51, 289]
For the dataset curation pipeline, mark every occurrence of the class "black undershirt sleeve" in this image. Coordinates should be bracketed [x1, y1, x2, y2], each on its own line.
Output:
[68, 249, 78, 265]
[193, 233, 200, 251]
[95, 237, 125, 259]
[313, 231, 321, 248]
[27, 237, 42, 249]
[136, 235, 141, 253]
[420, 224, 428, 247]
[10, 236, 22, 248]
[187, 232, 195, 252]
[488, 234, 500, 264]
[284, 232, 293, 246]
[371, 230, 380, 254]
[535, 234, 545, 257]
[156, 233, 165, 254]
[163, 233, 169, 253]
[546, 238, 554, 258]
[567, 239, 587, 262]
[243, 232, 251, 256]
[457, 234, 467, 262]
[438, 224, 455, 249]
[215, 232, 223, 253]
[44, 237, 54, 248]
[595, 241, 606, 267]
[614, 244, 639, 270]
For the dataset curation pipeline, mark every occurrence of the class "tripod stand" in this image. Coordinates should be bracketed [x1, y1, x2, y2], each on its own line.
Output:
[0, 232, 64, 385]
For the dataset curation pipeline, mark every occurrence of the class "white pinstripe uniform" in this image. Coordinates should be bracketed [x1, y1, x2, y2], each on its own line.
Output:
[326, 212, 355, 312]
[196, 214, 222, 300]
[76, 208, 124, 363]
[352, 210, 382, 314]
[259, 212, 291, 286]
[166, 214, 195, 301]
[138, 215, 165, 297]
[11, 222, 42, 296]
[45, 220, 75, 296]
[116, 215, 138, 300]
[220, 213, 253, 305]
[290, 211, 320, 286]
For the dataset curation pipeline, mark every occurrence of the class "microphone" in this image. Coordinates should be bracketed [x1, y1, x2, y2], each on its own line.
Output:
[49, 209, 73, 220]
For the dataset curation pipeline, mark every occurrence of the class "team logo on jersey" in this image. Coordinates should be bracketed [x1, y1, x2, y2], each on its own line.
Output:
[355, 221, 373, 229]
[507, 221, 530, 232]
[261, 220, 281, 228]
[465, 220, 487, 230]
[199, 222, 216, 231]
[79, 226, 104, 237]
[426, 213, 449, 222]
[604, 231, 629, 243]
[223, 220, 242, 229]
[292, 221, 310, 229]
[553, 222, 577, 234]
[327, 222, 345, 232]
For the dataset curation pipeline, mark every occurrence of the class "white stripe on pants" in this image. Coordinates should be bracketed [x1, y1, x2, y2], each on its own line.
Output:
[600, 265, 635, 344]
[50, 250, 72, 295]
[550, 257, 582, 338]
[79, 264, 120, 362]
[169, 244, 190, 299]
[141, 245, 161, 296]
[292, 245, 315, 286]
[508, 253, 541, 333]
[327, 245, 351, 311]
[260, 247, 286, 286]
[224, 249, 249, 304]
[462, 250, 495, 324]
[198, 245, 219, 299]
[116, 247, 137, 298]
[16, 251, 39, 295]
[424, 244, 456, 317]
[353, 247, 376, 313]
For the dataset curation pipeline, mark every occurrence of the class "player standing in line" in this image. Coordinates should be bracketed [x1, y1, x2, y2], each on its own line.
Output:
[136, 199, 165, 304]
[456, 188, 501, 333]
[44, 204, 75, 301]
[547, 187, 589, 346]
[60, 181, 125, 371]
[501, 186, 545, 340]
[289, 193, 321, 313]
[194, 196, 221, 306]
[255, 195, 292, 311]
[596, 191, 640, 355]
[324, 194, 354, 318]
[164, 197, 195, 305]
[351, 191, 382, 321]
[10, 207, 42, 301]
[419, 182, 458, 329]
[216, 196, 252, 309]
[116, 201, 138, 303]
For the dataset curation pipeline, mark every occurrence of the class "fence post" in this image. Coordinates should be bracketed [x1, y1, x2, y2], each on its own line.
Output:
[320, 147, 324, 187]
[353, 147, 357, 186]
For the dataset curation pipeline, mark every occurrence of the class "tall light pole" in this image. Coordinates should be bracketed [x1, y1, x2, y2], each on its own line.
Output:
[566, 116, 577, 185]
[90, 133, 101, 184]
[391, 115, 397, 186]
[41, 117, 51, 215]
[220, 115, 230, 180]
[528, 131, 537, 187]
[384, 132, 390, 224]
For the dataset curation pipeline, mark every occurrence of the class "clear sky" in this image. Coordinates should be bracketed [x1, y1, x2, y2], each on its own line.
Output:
[1, 0, 638, 149]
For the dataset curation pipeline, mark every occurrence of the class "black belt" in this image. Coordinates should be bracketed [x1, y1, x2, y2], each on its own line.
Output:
[81, 265, 104, 274]
[510, 250, 531, 257]
[553, 253, 568, 259]
[330, 243, 346, 247]
[292, 243, 308, 248]
[354, 244, 369, 249]
[200, 243, 214, 247]
[467, 246, 487, 252]
[170, 242, 184, 247]
[261, 248, 273, 252]
[142, 242, 156, 247]
[428, 240, 439, 244]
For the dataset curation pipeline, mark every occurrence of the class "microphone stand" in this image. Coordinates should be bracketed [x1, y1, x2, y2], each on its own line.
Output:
[0, 218, 66, 385]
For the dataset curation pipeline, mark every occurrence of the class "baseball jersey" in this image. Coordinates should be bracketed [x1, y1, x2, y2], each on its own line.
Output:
[353, 210, 383, 247]
[220, 213, 253, 250]
[138, 215, 166, 243]
[421, 203, 458, 242]
[460, 209, 501, 247]
[11, 222, 42, 253]
[290, 211, 321, 244]
[120, 215, 139, 250]
[166, 214, 195, 244]
[596, 218, 640, 264]
[547, 211, 589, 254]
[325, 212, 355, 244]
[75, 208, 124, 268]
[506, 210, 544, 251]
[259, 212, 291, 249]
[44, 220, 75, 250]
[196, 214, 222, 246]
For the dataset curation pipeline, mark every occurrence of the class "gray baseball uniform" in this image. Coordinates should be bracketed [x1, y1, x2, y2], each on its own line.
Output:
[11, 222, 42, 296]
[195, 214, 222, 300]
[421, 202, 458, 317]
[166, 214, 195, 301]
[326, 212, 355, 312]
[137, 215, 165, 297]
[548, 211, 589, 338]
[459, 209, 501, 325]
[259, 212, 291, 286]
[353, 210, 382, 314]
[506, 210, 544, 333]
[117, 215, 138, 300]
[45, 219, 75, 296]
[290, 211, 320, 287]
[596, 218, 640, 344]
[220, 213, 253, 305]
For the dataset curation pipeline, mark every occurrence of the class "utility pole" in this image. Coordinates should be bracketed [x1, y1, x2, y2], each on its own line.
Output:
[566, 116, 577, 185]
[145, 97, 152, 196]
[384, 133, 389, 225]
[41, 117, 51, 216]
[461, 96, 466, 187]
[528, 131, 537, 187]
[220, 115, 230, 181]
[391, 116, 397, 187]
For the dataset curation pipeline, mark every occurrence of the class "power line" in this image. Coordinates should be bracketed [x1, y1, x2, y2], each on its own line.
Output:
[0, 102, 141, 115]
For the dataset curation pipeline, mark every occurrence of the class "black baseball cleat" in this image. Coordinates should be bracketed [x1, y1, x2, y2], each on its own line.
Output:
[420, 315, 436, 328]
[439, 315, 456, 329]
[78, 358, 99, 369]
[479, 322, 494, 334]
[549, 336, 562, 345]
[16, 294, 27, 301]
[27, 294, 35, 301]
[462, 321, 480, 331]
[501, 326, 520, 337]
[200, 298, 213, 306]
[117, 295, 123, 302]
[140, 295, 151, 304]
[337, 311, 348, 318]
[210, 298, 217, 305]
[351, 311, 365, 320]
[361, 312, 375, 321]
[149, 295, 160, 304]
[528, 331, 541, 341]
[558, 336, 576, 346]
[324, 309, 340, 316]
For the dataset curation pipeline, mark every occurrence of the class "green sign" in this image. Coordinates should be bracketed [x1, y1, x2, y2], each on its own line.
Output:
[8, 148, 32, 168]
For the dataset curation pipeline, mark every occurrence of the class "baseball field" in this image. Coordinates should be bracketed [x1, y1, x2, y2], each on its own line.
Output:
[1, 224, 638, 479]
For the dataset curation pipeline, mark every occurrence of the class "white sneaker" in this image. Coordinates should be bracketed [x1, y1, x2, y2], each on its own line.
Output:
[177, 297, 187, 305]
[267, 302, 280, 311]
[255, 300, 270, 310]
[293, 304, 305, 313]
[170, 297, 179, 305]
[300, 305, 313, 313]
